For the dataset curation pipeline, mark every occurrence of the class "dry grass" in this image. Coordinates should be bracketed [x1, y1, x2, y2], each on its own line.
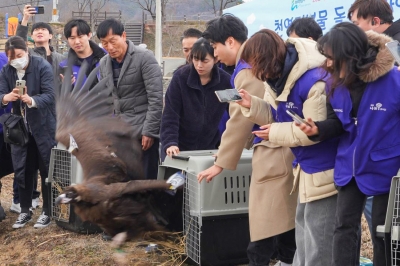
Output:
[0, 174, 373, 265]
[0, 174, 186, 266]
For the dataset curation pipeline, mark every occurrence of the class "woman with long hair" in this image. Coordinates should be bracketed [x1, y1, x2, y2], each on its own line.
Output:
[0, 36, 56, 229]
[298, 22, 397, 265]
[236, 29, 339, 265]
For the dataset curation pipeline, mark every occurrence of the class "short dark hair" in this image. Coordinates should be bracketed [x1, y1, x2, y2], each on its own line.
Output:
[189, 37, 215, 62]
[5, 36, 27, 60]
[203, 13, 248, 45]
[286, 17, 322, 41]
[31, 22, 53, 35]
[317, 22, 378, 93]
[182, 28, 202, 40]
[96, 18, 124, 39]
[64, 19, 91, 38]
[348, 0, 394, 24]
[241, 29, 286, 81]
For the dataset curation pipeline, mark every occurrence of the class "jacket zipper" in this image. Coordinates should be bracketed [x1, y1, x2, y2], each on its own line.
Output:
[352, 117, 358, 177]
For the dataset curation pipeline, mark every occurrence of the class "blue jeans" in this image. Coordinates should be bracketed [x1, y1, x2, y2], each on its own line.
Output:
[363, 196, 373, 236]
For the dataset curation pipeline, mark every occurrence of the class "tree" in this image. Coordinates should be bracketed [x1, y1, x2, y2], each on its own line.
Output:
[74, 0, 110, 33]
[132, 0, 169, 21]
[203, 0, 240, 16]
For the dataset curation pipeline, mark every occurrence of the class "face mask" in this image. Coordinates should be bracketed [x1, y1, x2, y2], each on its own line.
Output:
[10, 55, 28, 70]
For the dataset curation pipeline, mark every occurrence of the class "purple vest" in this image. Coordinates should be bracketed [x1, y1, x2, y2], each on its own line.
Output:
[273, 68, 339, 174]
[329, 67, 400, 195]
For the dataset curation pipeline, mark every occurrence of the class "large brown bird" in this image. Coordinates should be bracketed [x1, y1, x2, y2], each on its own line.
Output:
[54, 61, 180, 246]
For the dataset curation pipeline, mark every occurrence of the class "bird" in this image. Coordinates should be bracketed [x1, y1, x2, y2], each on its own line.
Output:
[54, 61, 181, 247]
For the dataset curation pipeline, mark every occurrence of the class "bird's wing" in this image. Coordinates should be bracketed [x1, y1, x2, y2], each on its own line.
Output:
[56, 61, 144, 182]
[104, 180, 171, 199]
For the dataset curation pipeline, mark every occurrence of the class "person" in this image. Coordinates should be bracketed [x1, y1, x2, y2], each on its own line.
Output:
[348, 0, 400, 236]
[96, 18, 163, 180]
[160, 37, 231, 160]
[0, 52, 11, 222]
[12, 4, 65, 213]
[236, 29, 339, 266]
[0, 36, 56, 229]
[181, 28, 202, 60]
[286, 17, 323, 41]
[348, 0, 400, 42]
[197, 14, 297, 266]
[297, 22, 397, 266]
[60, 19, 106, 86]
[17, 5, 65, 91]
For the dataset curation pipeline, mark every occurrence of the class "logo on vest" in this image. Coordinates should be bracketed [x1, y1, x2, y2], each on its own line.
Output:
[333, 109, 343, 113]
[286, 102, 298, 109]
[370, 103, 386, 111]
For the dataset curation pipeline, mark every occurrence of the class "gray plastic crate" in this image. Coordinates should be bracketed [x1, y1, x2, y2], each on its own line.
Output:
[47, 144, 101, 234]
[48, 144, 83, 222]
[158, 150, 252, 217]
[158, 149, 252, 265]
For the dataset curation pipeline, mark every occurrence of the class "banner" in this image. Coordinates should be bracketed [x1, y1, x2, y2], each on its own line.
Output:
[224, 0, 400, 38]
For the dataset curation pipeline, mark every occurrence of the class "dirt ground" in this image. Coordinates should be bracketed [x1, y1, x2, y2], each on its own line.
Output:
[0, 174, 373, 266]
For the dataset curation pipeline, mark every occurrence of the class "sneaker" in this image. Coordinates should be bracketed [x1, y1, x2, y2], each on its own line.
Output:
[34, 212, 51, 228]
[274, 261, 292, 266]
[12, 213, 32, 228]
[32, 197, 40, 209]
[10, 202, 21, 214]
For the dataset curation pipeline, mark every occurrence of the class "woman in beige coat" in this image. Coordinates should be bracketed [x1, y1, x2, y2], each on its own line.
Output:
[237, 29, 339, 266]
[198, 14, 297, 266]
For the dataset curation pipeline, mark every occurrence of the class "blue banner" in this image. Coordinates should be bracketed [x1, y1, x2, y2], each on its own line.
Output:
[224, 0, 400, 38]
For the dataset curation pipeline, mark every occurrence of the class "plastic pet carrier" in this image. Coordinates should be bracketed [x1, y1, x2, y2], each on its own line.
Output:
[48, 144, 102, 234]
[157, 150, 253, 266]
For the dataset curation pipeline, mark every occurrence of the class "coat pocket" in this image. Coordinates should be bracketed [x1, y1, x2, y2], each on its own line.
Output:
[370, 143, 400, 161]
[252, 146, 291, 183]
[311, 169, 334, 187]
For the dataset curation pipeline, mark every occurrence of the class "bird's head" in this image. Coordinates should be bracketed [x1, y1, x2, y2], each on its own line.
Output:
[55, 186, 81, 205]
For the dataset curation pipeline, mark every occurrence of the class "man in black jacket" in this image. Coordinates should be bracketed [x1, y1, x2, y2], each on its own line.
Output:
[17, 5, 66, 91]
[348, 0, 400, 42]
[59, 19, 106, 89]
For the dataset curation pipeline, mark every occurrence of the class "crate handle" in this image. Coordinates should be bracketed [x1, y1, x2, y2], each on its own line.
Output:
[172, 155, 190, 161]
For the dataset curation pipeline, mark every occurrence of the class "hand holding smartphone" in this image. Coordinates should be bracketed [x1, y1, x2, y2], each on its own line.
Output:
[16, 80, 26, 96]
[385, 40, 400, 65]
[286, 109, 312, 127]
[215, 89, 242, 102]
[30, 5, 44, 14]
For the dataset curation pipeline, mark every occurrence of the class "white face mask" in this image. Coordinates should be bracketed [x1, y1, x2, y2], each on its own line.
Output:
[10, 55, 28, 70]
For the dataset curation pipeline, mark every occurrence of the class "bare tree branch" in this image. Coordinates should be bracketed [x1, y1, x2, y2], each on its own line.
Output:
[131, 0, 168, 21]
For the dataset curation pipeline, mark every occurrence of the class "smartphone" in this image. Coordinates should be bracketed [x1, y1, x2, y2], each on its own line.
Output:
[33, 6, 45, 14]
[215, 89, 242, 102]
[385, 40, 400, 65]
[16, 80, 26, 96]
[286, 109, 312, 127]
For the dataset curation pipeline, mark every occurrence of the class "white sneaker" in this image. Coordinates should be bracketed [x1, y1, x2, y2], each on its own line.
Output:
[33, 212, 51, 228]
[32, 197, 40, 209]
[274, 261, 292, 266]
[10, 202, 21, 214]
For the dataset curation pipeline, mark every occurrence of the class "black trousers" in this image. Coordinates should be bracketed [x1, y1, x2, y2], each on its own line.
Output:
[141, 138, 160, 180]
[19, 135, 50, 215]
[247, 228, 296, 265]
[332, 178, 389, 266]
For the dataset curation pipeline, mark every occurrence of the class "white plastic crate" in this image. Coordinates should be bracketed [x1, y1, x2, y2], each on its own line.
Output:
[158, 149, 252, 265]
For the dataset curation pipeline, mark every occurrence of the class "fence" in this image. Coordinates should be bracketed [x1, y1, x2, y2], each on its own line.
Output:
[71, 10, 122, 26]
[144, 13, 217, 24]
